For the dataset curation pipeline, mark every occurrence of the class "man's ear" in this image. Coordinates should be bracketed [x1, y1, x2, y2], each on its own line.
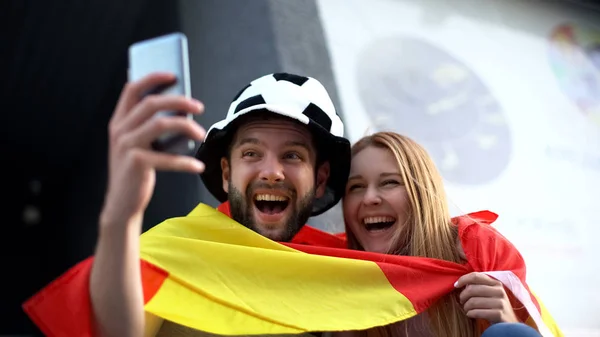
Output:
[315, 161, 330, 198]
[221, 157, 230, 193]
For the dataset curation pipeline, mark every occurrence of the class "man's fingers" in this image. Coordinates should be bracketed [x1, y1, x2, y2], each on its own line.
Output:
[459, 284, 505, 304]
[455, 272, 500, 288]
[121, 116, 206, 150]
[127, 149, 205, 173]
[113, 72, 177, 122]
[117, 94, 204, 134]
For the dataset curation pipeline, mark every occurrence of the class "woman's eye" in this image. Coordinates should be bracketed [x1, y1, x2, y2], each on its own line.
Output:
[382, 180, 399, 186]
[347, 184, 363, 191]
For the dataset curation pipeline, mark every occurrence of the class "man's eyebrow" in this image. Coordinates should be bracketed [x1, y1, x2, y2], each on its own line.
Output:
[284, 140, 311, 151]
[232, 138, 311, 151]
[233, 137, 261, 147]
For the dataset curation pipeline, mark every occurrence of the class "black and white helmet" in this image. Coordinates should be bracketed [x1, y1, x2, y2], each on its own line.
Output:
[195, 73, 350, 216]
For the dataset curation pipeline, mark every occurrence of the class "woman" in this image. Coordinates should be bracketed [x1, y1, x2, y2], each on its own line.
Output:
[339, 132, 547, 337]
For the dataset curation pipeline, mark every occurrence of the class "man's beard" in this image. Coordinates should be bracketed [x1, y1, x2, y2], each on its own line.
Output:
[228, 180, 314, 242]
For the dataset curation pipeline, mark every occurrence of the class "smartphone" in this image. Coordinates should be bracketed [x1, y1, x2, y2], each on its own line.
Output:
[128, 32, 195, 155]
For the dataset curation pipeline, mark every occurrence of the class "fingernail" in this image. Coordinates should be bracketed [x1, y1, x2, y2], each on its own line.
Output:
[454, 281, 459, 288]
[194, 99, 204, 110]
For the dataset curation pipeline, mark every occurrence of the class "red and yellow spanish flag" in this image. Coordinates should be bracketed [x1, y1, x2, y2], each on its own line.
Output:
[23, 202, 563, 337]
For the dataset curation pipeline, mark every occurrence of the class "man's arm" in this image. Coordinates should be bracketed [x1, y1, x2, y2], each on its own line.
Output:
[88, 72, 205, 337]
[90, 216, 145, 337]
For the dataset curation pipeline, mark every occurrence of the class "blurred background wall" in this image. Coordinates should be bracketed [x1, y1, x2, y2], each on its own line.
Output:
[312, 0, 600, 335]
[1, 0, 598, 335]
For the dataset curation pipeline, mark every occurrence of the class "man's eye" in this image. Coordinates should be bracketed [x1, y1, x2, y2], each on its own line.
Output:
[284, 152, 302, 160]
[242, 151, 257, 157]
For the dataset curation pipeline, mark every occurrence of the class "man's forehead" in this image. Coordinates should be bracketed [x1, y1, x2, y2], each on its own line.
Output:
[233, 118, 313, 144]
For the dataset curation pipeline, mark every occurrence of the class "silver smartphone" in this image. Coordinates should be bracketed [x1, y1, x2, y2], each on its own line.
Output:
[128, 32, 195, 155]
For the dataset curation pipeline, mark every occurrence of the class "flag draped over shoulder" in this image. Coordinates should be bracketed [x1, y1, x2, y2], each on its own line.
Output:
[23, 202, 562, 337]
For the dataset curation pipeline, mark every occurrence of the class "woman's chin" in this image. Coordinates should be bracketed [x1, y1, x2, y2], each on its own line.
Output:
[363, 243, 392, 254]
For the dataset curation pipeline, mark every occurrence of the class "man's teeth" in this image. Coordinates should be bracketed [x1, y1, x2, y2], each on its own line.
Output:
[255, 194, 289, 202]
[363, 216, 395, 225]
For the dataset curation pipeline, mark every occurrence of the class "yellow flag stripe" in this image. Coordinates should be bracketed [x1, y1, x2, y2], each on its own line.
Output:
[531, 292, 564, 337]
[140, 205, 416, 334]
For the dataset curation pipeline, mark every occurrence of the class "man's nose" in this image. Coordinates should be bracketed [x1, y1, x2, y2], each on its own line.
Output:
[362, 186, 382, 206]
[258, 155, 285, 183]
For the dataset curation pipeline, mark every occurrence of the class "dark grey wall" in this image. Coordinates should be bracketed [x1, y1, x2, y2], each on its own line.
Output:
[2, 1, 182, 334]
[1, 0, 341, 334]
[178, 0, 342, 213]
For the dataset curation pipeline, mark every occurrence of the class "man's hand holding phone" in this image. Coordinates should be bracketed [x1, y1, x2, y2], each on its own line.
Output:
[90, 34, 205, 337]
[100, 72, 206, 230]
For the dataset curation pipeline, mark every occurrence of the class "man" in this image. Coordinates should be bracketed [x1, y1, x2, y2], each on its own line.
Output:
[89, 71, 351, 337]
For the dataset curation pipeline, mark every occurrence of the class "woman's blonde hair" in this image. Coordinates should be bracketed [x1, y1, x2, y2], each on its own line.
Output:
[345, 132, 477, 337]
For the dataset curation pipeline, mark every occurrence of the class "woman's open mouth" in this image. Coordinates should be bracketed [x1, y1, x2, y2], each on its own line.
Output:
[363, 216, 396, 232]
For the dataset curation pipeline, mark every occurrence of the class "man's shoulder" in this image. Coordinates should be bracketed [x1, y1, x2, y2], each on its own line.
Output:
[290, 225, 347, 248]
[184, 202, 225, 217]
[185, 201, 347, 249]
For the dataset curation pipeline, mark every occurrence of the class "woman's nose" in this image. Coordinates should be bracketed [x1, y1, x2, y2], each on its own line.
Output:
[362, 186, 382, 205]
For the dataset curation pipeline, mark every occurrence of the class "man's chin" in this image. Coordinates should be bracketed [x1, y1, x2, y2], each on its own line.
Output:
[251, 211, 294, 241]
[253, 224, 290, 241]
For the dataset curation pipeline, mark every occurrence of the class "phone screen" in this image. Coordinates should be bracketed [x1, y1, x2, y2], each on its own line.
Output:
[128, 32, 195, 155]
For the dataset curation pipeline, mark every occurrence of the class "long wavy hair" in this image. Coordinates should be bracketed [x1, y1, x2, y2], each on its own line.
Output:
[344, 132, 478, 337]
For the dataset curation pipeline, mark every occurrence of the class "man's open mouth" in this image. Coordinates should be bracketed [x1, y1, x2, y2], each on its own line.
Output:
[363, 216, 396, 232]
[254, 194, 290, 214]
